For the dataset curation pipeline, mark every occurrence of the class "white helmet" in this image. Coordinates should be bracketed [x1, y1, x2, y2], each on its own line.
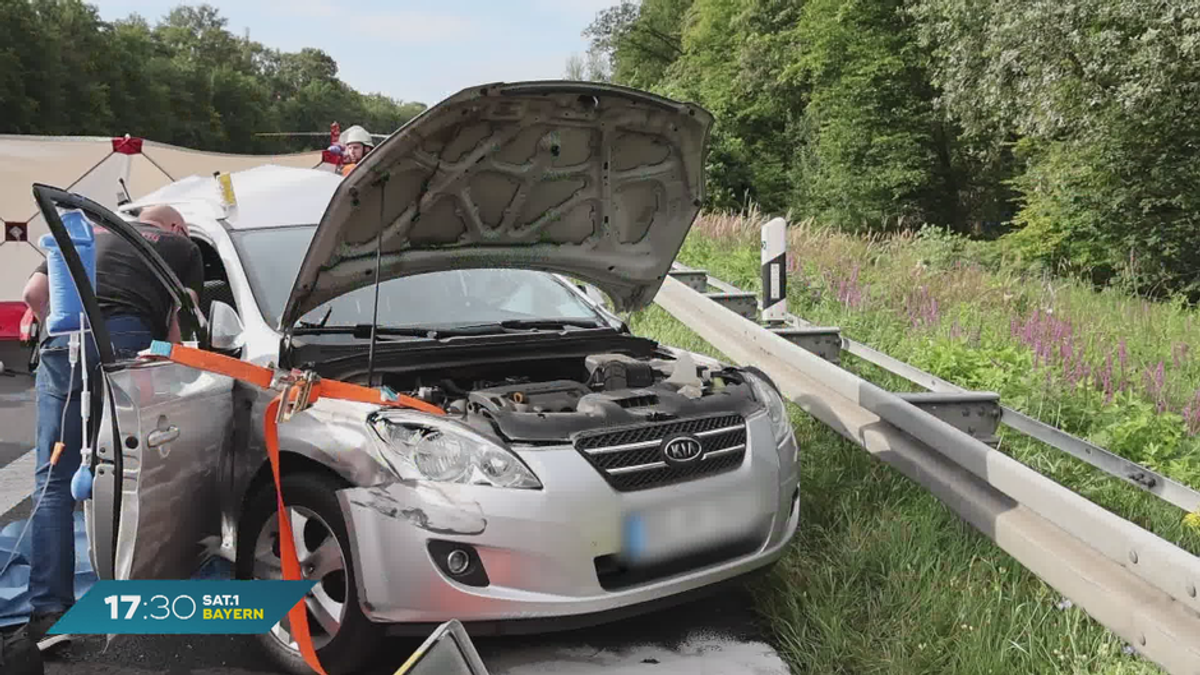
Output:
[341, 125, 374, 147]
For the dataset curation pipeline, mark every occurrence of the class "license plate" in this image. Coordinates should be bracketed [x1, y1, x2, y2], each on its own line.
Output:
[620, 493, 758, 565]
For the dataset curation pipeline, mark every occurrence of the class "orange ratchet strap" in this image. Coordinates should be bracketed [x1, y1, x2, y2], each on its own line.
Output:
[153, 341, 443, 416]
[144, 341, 443, 675]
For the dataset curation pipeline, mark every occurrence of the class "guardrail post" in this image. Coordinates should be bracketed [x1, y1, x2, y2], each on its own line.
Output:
[771, 327, 842, 365]
[705, 292, 758, 321]
[667, 269, 708, 294]
[896, 392, 1003, 446]
[761, 216, 787, 325]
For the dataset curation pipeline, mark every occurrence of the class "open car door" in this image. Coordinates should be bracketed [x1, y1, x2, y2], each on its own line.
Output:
[31, 184, 235, 582]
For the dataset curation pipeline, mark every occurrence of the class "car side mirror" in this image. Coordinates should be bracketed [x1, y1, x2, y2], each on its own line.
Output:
[209, 301, 245, 351]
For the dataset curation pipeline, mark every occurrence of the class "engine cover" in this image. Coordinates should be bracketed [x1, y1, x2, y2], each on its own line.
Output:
[468, 380, 592, 415]
[465, 377, 762, 443]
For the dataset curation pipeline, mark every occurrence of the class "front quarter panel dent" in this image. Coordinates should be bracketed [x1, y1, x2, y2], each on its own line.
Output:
[339, 484, 488, 537]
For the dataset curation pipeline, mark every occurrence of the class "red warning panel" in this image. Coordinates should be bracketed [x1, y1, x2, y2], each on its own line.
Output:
[112, 136, 144, 155]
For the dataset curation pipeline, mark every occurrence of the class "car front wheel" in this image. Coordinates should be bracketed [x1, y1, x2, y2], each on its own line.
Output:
[237, 471, 384, 675]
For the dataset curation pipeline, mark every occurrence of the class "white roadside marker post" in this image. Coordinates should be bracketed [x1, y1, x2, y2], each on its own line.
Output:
[761, 216, 788, 325]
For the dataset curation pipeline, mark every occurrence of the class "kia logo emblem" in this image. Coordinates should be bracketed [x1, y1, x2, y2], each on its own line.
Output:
[662, 435, 704, 464]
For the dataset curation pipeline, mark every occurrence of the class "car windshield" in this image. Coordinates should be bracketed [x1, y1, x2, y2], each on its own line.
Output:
[230, 225, 605, 332]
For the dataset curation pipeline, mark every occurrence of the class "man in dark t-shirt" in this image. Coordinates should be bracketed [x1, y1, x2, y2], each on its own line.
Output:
[26, 205, 204, 341]
[18, 204, 203, 648]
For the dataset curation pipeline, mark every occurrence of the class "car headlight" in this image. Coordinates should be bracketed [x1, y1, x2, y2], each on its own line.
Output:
[370, 416, 542, 489]
[743, 368, 793, 445]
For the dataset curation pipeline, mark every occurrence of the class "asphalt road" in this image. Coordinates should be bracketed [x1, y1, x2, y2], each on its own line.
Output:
[0, 365, 790, 675]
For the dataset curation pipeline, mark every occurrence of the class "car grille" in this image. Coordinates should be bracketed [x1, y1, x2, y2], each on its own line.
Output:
[573, 413, 747, 492]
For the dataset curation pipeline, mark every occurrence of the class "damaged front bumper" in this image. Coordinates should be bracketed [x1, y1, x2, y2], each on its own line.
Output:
[335, 412, 800, 633]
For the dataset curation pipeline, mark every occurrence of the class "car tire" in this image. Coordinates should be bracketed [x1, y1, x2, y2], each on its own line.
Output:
[236, 471, 384, 675]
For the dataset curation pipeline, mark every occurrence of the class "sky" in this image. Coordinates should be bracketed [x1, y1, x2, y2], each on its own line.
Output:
[88, 0, 615, 106]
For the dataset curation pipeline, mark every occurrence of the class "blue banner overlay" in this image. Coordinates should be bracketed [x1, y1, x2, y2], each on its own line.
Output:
[48, 580, 314, 634]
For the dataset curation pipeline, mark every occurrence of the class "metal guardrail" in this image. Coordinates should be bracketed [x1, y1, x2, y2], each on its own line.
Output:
[670, 262, 1200, 515]
[654, 267, 1200, 675]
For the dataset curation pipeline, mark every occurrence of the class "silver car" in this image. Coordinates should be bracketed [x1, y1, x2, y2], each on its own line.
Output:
[36, 82, 800, 675]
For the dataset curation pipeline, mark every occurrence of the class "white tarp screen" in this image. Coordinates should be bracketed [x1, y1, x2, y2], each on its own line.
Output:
[0, 134, 328, 300]
[140, 140, 325, 179]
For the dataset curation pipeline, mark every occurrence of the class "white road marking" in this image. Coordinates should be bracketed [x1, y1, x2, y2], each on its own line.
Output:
[0, 448, 35, 516]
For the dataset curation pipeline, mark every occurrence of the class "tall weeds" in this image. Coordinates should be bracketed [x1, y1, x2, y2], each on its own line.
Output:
[681, 210, 1200, 496]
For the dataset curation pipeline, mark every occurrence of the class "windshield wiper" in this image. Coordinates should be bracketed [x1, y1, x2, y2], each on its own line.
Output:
[293, 324, 437, 339]
[497, 318, 608, 331]
[293, 319, 611, 342]
[292, 323, 506, 339]
[433, 318, 611, 335]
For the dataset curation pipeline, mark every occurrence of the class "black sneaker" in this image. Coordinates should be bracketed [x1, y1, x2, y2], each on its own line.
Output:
[26, 611, 70, 651]
[0, 623, 45, 674]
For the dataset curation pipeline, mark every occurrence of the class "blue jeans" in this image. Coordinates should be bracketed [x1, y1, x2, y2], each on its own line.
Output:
[30, 314, 156, 615]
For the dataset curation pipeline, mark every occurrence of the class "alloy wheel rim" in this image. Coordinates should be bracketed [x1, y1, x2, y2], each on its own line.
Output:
[252, 505, 349, 652]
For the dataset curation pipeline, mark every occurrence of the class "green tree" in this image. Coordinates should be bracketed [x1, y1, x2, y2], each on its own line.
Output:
[916, 0, 1200, 297]
[588, 0, 1200, 297]
[563, 47, 611, 82]
[0, 0, 42, 133]
[790, 0, 959, 231]
[585, 0, 691, 90]
[26, 0, 115, 134]
[0, 0, 428, 154]
[656, 0, 800, 212]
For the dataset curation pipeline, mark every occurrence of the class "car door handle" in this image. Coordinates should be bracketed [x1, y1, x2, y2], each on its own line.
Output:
[147, 426, 179, 448]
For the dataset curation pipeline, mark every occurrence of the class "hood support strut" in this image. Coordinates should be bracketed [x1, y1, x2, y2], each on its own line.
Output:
[366, 175, 388, 387]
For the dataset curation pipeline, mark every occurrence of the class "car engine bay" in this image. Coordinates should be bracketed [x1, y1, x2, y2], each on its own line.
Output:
[373, 351, 764, 444]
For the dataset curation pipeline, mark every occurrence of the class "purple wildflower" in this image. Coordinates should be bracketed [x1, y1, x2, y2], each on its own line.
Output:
[1184, 389, 1200, 436]
[1102, 353, 1115, 404]
[1028, 312, 1042, 341]
[1143, 362, 1168, 413]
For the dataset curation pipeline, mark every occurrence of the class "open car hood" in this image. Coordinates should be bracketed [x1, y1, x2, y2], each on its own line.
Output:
[279, 81, 714, 330]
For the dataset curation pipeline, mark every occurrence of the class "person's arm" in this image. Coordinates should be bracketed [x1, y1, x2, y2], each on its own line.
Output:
[166, 289, 199, 343]
[167, 311, 182, 344]
[182, 244, 204, 340]
[22, 269, 49, 324]
[163, 237, 205, 341]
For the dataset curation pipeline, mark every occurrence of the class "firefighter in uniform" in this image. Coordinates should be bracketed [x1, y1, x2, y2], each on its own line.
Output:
[339, 125, 375, 176]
